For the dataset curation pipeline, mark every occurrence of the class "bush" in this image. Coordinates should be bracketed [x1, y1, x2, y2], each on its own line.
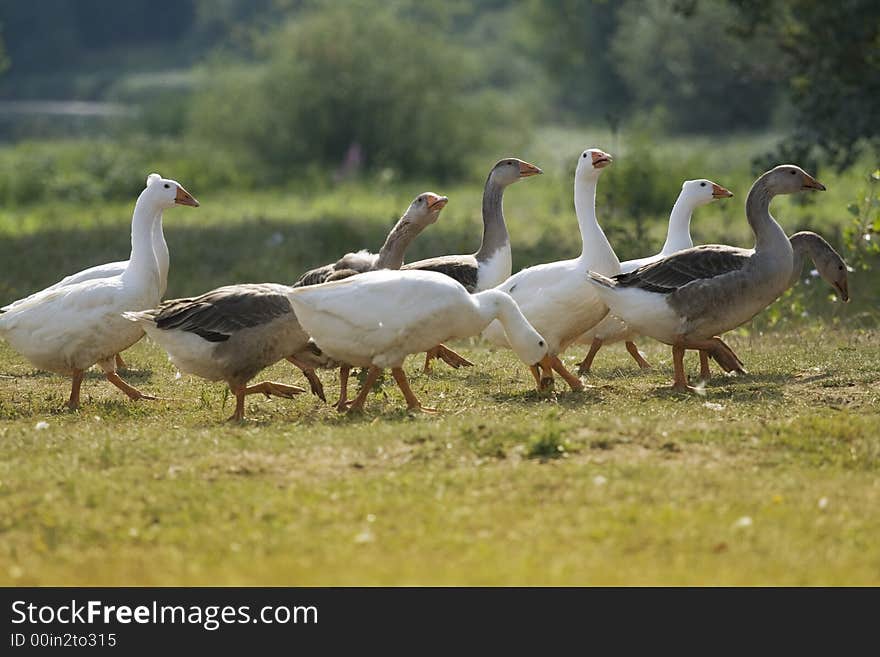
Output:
[189, 5, 523, 183]
[0, 137, 245, 206]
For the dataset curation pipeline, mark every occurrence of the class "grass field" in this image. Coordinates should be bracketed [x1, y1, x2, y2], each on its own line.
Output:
[1, 328, 878, 585]
[0, 130, 878, 585]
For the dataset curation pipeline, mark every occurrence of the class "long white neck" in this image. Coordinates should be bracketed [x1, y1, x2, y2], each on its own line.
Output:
[661, 193, 696, 255]
[473, 290, 541, 361]
[123, 193, 161, 291]
[152, 214, 170, 296]
[574, 173, 619, 274]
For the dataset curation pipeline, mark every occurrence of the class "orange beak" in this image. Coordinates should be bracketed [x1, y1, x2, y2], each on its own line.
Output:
[425, 193, 448, 211]
[591, 151, 613, 169]
[175, 185, 200, 207]
[711, 183, 734, 199]
[518, 160, 543, 177]
[801, 172, 826, 191]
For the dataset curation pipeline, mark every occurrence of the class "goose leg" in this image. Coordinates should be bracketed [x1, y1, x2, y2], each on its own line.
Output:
[699, 350, 712, 380]
[391, 367, 437, 414]
[550, 355, 584, 391]
[67, 369, 85, 410]
[709, 337, 747, 374]
[687, 338, 746, 375]
[423, 344, 473, 373]
[577, 338, 603, 375]
[105, 372, 158, 402]
[347, 366, 381, 414]
[229, 387, 247, 422]
[285, 356, 326, 402]
[625, 341, 652, 369]
[226, 381, 306, 421]
[115, 354, 128, 370]
[335, 365, 351, 412]
[244, 381, 307, 399]
[671, 344, 696, 392]
[434, 344, 473, 369]
[532, 354, 555, 391]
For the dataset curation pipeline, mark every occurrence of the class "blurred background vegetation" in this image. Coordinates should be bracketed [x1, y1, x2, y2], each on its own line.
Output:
[0, 0, 877, 327]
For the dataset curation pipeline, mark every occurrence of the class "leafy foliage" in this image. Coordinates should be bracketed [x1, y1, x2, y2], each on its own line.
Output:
[189, 5, 528, 181]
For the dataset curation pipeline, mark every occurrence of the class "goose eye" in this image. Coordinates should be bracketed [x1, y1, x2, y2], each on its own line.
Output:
[700, 182, 706, 187]
[838, 265, 844, 271]
[163, 183, 170, 189]
[582, 153, 587, 158]
[538, 340, 545, 347]
[790, 170, 796, 175]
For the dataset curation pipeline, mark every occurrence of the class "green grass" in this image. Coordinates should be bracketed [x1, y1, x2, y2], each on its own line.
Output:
[0, 328, 878, 585]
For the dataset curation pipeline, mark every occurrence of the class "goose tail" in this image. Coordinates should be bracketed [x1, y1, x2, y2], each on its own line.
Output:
[122, 310, 157, 325]
[586, 271, 618, 290]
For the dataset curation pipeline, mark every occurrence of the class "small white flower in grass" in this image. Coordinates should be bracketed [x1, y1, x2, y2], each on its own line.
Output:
[809, 268, 820, 278]
[593, 475, 607, 487]
[734, 516, 753, 529]
[354, 529, 375, 544]
[694, 382, 707, 397]
[818, 497, 829, 510]
[34, 421, 49, 431]
[864, 233, 872, 242]
[703, 402, 724, 411]
[128, 527, 139, 538]
[8, 565, 23, 579]
[174, 370, 182, 380]
[366, 514, 376, 523]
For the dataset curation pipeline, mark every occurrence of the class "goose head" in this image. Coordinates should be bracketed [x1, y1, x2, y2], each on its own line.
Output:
[144, 172, 200, 209]
[489, 158, 543, 186]
[576, 148, 613, 179]
[813, 247, 851, 303]
[681, 179, 734, 206]
[402, 192, 448, 227]
[764, 165, 826, 195]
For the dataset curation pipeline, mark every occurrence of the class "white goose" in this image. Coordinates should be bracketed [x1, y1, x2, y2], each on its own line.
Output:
[575, 178, 734, 374]
[0, 175, 199, 409]
[2, 172, 175, 369]
[287, 269, 550, 413]
[587, 164, 826, 392]
[481, 149, 617, 391]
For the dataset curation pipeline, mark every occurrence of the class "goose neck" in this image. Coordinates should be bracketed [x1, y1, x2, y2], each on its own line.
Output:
[745, 176, 789, 253]
[661, 194, 695, 254]
[152, 214, 170, 295]
[376, 218, 426, 270]
[574, 173, 619, 272]
[475, 174, 509, 262]
[124, 194, 161, 286]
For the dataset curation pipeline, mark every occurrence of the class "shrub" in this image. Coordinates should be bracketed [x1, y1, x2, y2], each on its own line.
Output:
[188, 5, 522, 182]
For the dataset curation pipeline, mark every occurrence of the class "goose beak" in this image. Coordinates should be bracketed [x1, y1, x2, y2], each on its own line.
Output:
[426, 194, 448, 211]
[518, 161, 543, 177]
[834, 280, 850, 302]
[711, 183, 734, 199]
[175, 185, 200, 207]
[591, 151, 613, 169]
[801, 173, 826, 191]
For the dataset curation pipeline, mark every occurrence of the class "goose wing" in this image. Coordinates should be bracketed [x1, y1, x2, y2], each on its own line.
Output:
[614, 245, 751, 294]
[153, 284, 293, 343]
[403, 255, 479, 292]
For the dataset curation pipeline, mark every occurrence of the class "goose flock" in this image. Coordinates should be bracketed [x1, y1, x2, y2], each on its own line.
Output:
[0, 151, 850, 420]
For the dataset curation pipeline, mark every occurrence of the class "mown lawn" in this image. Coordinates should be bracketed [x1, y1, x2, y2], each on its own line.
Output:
[1, 327, 878, 585]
